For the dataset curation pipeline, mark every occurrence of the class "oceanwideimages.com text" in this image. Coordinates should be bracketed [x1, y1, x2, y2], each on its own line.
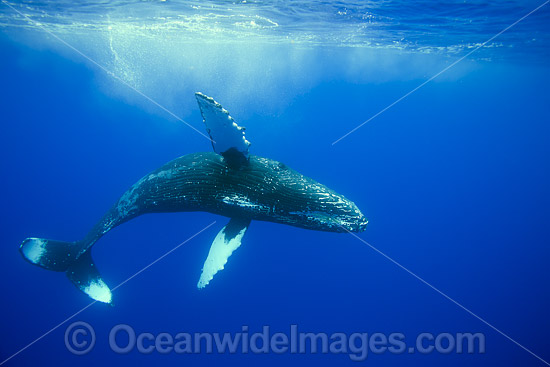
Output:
[65, 322, 485, 360]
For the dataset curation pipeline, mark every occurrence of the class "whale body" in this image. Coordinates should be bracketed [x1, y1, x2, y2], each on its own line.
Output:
[20, 93, 367, 304]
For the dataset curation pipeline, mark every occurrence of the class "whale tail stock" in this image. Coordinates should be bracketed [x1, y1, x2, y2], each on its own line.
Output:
[19, 238, 113, 304]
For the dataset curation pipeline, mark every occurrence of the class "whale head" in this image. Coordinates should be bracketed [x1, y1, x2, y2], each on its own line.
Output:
[244, 156, 368, 233]
[282, 182, 368, 233]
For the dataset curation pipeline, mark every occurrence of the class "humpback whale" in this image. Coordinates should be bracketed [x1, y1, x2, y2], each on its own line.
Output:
[20, 93, 367, 304]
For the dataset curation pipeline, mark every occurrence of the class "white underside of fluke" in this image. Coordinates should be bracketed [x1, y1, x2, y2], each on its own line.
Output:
[84, 279, 112, 304]
[20, 238, 46, 264]
[198, 221, 248, 289]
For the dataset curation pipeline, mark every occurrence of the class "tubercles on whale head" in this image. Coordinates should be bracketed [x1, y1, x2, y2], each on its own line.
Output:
[319, 203, 368, 233]
[335, 199, 368, 233]
[337, 210, 368, 233]
[286, 194, 368, 233]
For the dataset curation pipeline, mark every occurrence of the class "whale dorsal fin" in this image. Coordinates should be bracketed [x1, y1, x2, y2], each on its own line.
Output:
[195, 92, 251, 168]
[197, 217, 251, 289]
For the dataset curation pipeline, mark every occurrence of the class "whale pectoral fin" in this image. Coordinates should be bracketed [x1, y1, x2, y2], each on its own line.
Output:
[197, 217, 251, 289]
[66, 250, 113, 304]
[195, 92, 250, 168]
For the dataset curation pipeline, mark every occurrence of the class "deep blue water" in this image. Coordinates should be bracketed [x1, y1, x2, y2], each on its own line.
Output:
[1, 1, 550, 366]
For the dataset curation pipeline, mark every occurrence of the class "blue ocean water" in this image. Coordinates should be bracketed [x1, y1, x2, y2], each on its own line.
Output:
[1, 1, 550, 366]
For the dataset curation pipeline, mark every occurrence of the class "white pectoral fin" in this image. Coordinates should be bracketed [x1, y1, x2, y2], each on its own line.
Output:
[195, 92, 250, 167]
[197, 218, 251, 289]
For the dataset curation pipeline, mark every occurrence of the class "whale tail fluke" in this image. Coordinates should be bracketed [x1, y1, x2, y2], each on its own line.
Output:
[20, 238, 113, 304]
[20, 237, 80, 271]
[66, 250, 113, 304]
